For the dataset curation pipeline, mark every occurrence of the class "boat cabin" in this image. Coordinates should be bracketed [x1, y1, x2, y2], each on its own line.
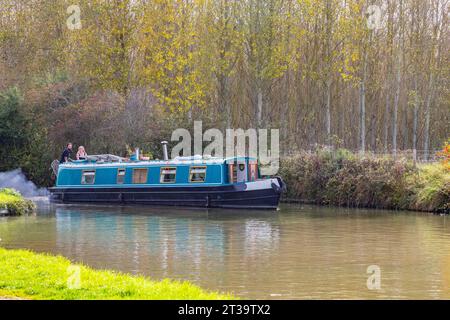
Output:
[56, 155, 260, 188]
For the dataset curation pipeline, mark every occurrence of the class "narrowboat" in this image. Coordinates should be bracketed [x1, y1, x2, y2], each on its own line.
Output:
[49, 142, 285, 210]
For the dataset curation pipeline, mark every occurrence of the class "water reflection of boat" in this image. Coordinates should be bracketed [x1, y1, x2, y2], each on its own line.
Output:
[50, 142, 285, 210]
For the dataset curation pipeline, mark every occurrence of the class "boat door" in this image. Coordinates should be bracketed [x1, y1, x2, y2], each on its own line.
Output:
[227, 158, 249, 183]
[248, 160, 258, 181]
[236, 160, 247, 183]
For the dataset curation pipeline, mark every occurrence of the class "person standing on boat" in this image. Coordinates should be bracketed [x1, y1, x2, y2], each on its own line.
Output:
[59, 143, 73, 163]
[76, 146, 88, 160]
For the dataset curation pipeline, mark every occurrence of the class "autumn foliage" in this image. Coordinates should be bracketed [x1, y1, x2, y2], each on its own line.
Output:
[437, 139, 450, 170]
[0, 0, 449, 190]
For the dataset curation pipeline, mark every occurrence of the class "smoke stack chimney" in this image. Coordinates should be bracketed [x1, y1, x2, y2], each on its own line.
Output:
[135, 148, 140, 160]
[161, 141, 169, 161]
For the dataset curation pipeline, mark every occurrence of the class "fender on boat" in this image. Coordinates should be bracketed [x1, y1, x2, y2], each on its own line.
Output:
[273, 176, 287, 194]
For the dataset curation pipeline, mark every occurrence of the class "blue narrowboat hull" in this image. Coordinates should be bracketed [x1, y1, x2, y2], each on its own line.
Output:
[49, 179, 284, 210]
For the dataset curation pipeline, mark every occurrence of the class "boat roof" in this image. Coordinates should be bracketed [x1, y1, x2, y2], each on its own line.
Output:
[60, 155, 256, 168]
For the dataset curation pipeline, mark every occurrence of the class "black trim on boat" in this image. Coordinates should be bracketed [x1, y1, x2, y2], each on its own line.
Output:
[49, 184, 281, 210]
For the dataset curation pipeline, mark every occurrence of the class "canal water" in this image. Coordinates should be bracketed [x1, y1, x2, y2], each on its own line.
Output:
[0, 200, 449, 299]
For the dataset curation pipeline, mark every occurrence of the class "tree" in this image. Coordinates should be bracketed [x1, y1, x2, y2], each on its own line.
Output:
[139, 0, 206, 116]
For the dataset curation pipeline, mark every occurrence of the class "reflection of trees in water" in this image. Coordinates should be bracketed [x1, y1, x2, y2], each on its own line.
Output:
[54, 207, 227, 281]
[444, 254, 450, 295]
[244, 220, 280, 256]
[5, 205, 450, 298]
[171, 220, 226, 282]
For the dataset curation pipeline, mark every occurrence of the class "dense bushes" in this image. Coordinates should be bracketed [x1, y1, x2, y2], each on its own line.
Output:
[408, 164, 450, 212]
[0, 188, 36, 216]
[0, 87, 53, 186]
[280, 149, 450, 213]
[0, 84, 177, 187]
[0, 88, 30, 171]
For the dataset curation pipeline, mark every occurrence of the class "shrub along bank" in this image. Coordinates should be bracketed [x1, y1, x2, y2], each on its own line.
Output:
[279, 149, 449, 213]
[0, 188, 35, 216]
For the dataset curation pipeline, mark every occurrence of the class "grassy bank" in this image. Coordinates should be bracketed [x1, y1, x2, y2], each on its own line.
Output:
[0, 248, 233, 300]
[279, 149, 450, 213]
[0, 188, 35, 216]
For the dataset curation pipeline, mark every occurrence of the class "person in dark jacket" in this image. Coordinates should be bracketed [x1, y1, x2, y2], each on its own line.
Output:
[60, 143, 73, 163]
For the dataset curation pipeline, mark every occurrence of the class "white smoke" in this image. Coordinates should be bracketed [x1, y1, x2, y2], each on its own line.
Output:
[0, 169, 49, 197]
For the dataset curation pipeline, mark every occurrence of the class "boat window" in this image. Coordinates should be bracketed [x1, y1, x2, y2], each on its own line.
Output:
[160, 167, 176, 183]
[228, 164, 238, 183]
[232, 164, 238, 182]
[81, 170, 95, 184]
[117, 169, 126, 184]
[132, 168, 148, 184]
[189, 166, 206, 183]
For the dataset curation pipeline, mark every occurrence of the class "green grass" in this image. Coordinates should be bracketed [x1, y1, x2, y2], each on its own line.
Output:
[0, 188, 35, 215]
[0, 248, 234, 300]
[409, 164, 450, 212]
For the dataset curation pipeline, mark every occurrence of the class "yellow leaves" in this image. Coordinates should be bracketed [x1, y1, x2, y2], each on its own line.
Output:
[349, 0, 362, 13]
[299, 0, 318, 18]
[137, 0, 205, 114]
[137, 1, 208, 115]
[437, 140, 450, 171]
[162, 31, 172, 40]
[340, 71, 350, 81]
[166, 63, 174, 72]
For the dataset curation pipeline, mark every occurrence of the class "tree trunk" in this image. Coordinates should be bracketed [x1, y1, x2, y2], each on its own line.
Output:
[218, 76, 230, 128]
[392, 54, 402, 157]
[359, 42, 368, 154]
[412, 77, 419, 161]
[359, 82, 365, 154]
[392, 0, 403, 158]
[256, 87, 263, 128]
[325, 79, 331, 145]
[384, 89, 390, 153]
[324, 0, 332, 146]
[370, 114, 376, 151]
[424, 73, 434, 160]
[281, 71, 290, 151]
